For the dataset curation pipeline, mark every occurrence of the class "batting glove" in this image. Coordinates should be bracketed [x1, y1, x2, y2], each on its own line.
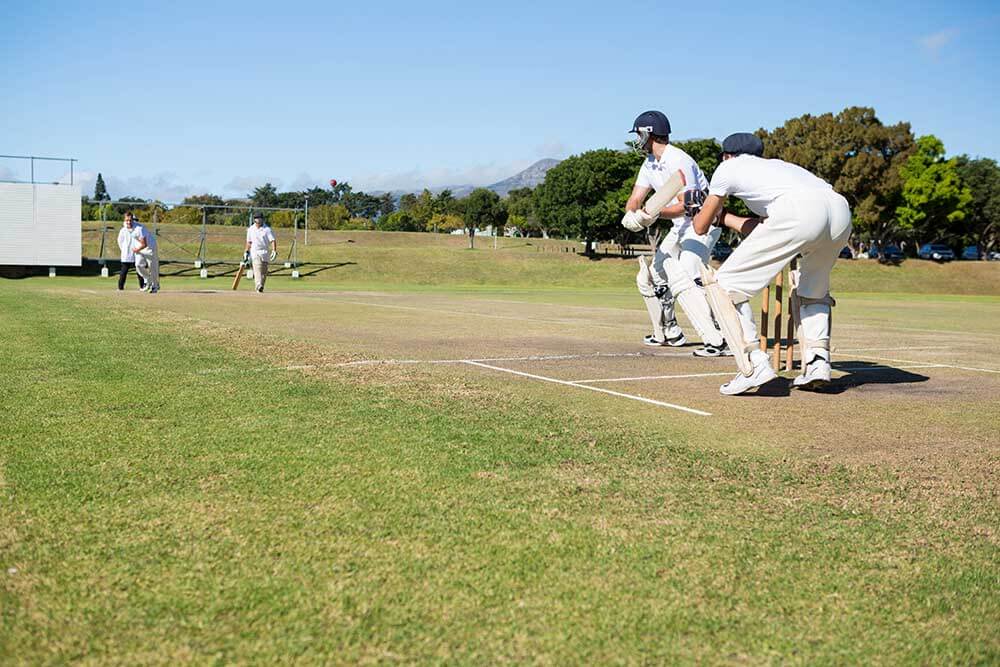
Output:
[269, 250, 277, 262]
[621, 210, 654, 233]
[683, 188, 708, 218]
[243, 251, 251, 264]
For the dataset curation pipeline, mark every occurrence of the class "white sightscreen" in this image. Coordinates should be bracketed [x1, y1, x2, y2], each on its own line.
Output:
[0, 183, 81, 266]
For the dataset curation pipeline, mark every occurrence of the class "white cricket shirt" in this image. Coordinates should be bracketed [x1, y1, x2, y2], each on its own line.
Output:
[246, 224, 276, 258]
[130, 223, 157, 251]
[708, 155, 832, 217]
[635, 144, 709, 233]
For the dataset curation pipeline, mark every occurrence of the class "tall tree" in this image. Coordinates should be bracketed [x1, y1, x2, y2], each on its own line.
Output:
[398, 193, 418, 212]
[761, 107, 915, 243]
[672, 138, 722, 180]
[249, 183, 279, 208]
[463, 188, 508, 249]
[895, 136, 972, 245]
[378, 192, 396, 218]
[955, 156, 1000, 251]
[93, 173, 110, 201]
[533, 148, 643, 250]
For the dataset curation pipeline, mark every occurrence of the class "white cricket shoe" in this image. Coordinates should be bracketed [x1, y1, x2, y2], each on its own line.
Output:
[720, 350, 778, 395]
[793, 351, 832, 390]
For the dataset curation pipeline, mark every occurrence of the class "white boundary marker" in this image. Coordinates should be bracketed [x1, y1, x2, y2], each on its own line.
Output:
[461, 361, 713, 417]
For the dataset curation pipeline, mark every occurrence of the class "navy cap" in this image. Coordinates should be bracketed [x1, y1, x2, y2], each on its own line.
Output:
[253, 212, 264, 220]
[630, 110, 671, 137]
[721, 133, 764, 157]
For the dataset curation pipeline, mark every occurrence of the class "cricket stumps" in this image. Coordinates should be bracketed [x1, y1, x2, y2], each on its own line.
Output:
[759, 258, 799, 371]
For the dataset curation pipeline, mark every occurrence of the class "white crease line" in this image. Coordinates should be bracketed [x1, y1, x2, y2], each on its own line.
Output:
[462, 360, 712, 417]
[832, 346, 951, 353]
[291, 350, 693, 369]
[844, 353, 1000, 375]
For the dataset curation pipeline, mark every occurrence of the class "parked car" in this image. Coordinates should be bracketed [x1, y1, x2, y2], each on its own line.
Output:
[838, 246, 854, 259]
[711, 241, 733, 261]
[961, 246, 983, 261]
[988, 250, 1000, 261]
[878, 245, 905, 264]
[918, 243, 956, 262]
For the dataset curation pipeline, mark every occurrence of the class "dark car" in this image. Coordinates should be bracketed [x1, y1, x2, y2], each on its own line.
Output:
[961, 245, 982, 261]
[878, 245, 905, 264]
[918, 243, 956, 262]
[838, 246, 854, 259]
[711, 241, 733, 261]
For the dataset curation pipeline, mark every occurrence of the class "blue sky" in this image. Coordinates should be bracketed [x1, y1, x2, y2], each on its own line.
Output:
[3, 1, 998, 201]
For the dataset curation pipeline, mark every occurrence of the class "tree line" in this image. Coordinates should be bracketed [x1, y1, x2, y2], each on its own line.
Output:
[84, 106, 1000, 252]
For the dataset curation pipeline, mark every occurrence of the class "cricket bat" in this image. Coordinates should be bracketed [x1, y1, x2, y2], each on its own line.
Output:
[231, 260, 246, 290]
[643, 171, 685, 218]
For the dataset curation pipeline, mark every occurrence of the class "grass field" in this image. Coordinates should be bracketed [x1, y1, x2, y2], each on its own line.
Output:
[2, 244, 999, 663]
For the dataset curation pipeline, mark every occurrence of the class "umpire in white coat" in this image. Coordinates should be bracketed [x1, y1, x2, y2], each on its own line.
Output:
[116, 213, 145, 291]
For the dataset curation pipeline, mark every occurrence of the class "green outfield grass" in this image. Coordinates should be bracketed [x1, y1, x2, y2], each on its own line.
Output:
[3, 255, 999, 663]
[80, 223, 1000, 294]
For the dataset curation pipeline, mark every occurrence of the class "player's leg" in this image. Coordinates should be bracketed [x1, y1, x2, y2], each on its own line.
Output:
[792, 192, 853, 389]
[705, 202, 811, 394]
[117, 262, 129, 291]
[637, 255, 684, 346]
[134, 253, 151, 291]
[251, 256, 266, 292]
[148, 251, 160, 292]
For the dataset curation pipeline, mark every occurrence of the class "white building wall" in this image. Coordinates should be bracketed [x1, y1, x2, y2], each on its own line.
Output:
[0, 183, 81, 266]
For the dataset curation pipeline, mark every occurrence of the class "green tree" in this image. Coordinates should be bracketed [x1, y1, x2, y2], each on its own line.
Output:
[308, 204, 351, 230]
[378, 192, 396, 218]
[182, 194, 225, 207]
[895, 135, 972, 245]
[761, 106, 915, 243]
[250, 183, 279, 208]
[398, 193, 418, 212]
[434, 189, 456, 215]
[93, 173, 110, 201]
[673, 138, 722, 181]
[379, 210, 421, 232]
[463, 188, 508, 249]
[955, 156, 1000, 252]
[533, 148, 643, 250]
[427, 212, 465, 233]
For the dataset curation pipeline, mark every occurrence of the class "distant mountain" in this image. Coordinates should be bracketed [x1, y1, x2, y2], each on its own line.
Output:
[486, 159, 561, 196]
[371, 158, 561, 202]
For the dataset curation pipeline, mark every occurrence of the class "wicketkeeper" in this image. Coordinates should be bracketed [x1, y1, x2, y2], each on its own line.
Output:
[691, 133, 852, 395]
[245, 213, 277, 293]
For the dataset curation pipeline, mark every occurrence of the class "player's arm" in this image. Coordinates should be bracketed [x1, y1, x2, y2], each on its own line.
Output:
[692, 194, 725, 235]
[719, 210, 763, 237]
[650, 169, 688, 219]
[626, 183, 651, 212]
[133, 232, 148, 252]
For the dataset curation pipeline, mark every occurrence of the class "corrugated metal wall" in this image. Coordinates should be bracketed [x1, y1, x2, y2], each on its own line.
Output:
[0, 183, 81, 266]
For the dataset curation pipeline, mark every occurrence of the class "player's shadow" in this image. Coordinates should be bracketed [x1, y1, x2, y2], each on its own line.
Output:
[815, 360, 930, 394]
[745, 360, 929, 397]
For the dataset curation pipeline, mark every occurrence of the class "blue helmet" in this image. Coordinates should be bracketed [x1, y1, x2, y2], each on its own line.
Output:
[630, 110, 671, 154]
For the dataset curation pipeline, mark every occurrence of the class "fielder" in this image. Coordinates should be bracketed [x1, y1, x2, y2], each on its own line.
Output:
[116, 213, 145, 291]
[621, 110, 728, 357]
[129, 213, 160, 293]
[691, 133, 852, 395]
[245, 213, 277, 293]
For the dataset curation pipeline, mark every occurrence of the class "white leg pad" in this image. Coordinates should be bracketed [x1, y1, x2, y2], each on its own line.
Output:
[700, 265, 755, 376]
[663, 256, 723, 346]
[799, 294, 835, 362]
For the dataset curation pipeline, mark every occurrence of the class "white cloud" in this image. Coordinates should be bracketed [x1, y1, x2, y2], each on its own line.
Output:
[72, 169, 204, 202]
[352, 160, 535, 192]
[534, 140, 569, 159]
[920, 28, 959, 57]
[222, 176, 285, 197]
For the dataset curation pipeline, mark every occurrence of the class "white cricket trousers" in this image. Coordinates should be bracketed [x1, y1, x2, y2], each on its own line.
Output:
[135, 248, 160, 290]
[717, 189, 852, 354]
[251, 256, 269, 291]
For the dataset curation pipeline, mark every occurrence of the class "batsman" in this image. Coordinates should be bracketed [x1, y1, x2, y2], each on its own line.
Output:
[691, 133, 852, 395]
[621, 110, 729, 357]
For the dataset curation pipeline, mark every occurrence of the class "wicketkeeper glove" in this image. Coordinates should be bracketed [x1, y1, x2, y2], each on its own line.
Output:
[683, 188, 708, 218]
[269, 250, 277, 262]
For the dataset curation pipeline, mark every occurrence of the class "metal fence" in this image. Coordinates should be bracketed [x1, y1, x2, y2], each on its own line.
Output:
[83, 200, 309, 277]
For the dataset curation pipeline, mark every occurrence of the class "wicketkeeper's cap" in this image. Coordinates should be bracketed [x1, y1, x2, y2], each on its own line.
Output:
[721, 133, 765, 157]
[253, 212, 264, 221]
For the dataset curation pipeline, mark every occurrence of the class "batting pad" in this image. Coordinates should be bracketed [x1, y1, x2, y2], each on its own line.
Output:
[700, 265, 755, 376]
